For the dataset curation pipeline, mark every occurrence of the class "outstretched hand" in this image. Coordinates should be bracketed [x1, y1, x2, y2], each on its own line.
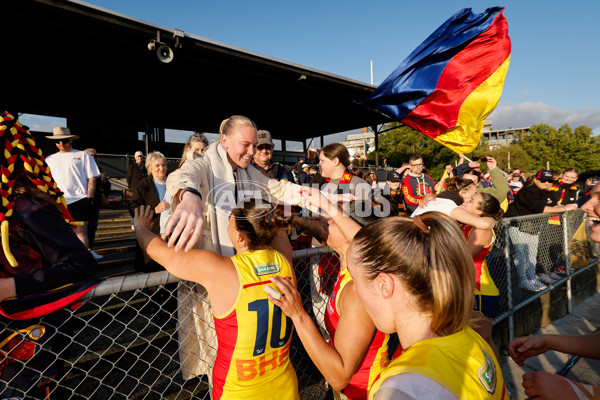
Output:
[521, 371, 578, 399]
[164, 191, 204, 252]
[134, 205, 154, 231]
[508, 335, 549, 366]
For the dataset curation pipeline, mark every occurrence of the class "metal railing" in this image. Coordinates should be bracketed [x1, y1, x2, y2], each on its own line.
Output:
[1, 210, 598, 399]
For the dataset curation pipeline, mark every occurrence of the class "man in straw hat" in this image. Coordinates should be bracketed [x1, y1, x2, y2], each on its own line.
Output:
[45, 127, 102, 260]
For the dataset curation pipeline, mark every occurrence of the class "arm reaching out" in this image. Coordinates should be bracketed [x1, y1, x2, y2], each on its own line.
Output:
[164, 190, 205, 252]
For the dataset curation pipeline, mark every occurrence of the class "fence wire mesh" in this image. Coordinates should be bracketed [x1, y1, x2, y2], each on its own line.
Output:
[1, 210, 598, 399]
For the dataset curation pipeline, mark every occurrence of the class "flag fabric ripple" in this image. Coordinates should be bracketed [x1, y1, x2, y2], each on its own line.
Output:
[360, 7, 511, 154]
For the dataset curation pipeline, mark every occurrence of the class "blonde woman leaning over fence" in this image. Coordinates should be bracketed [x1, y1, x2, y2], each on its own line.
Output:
[508, 183, 600, 400]
[347, 211, 509, 399]
[134, 199, 299, 400]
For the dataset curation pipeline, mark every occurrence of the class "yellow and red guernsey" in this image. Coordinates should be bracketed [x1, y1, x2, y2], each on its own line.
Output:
[361, 7, 511, 154]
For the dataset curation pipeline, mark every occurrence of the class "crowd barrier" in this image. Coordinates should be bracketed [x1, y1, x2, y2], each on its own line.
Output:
[1, 210, 598, 399]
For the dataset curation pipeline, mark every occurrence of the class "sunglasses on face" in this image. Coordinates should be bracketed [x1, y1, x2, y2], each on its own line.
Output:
[472, 156, 489, 162]
[257, 145, 272, 151]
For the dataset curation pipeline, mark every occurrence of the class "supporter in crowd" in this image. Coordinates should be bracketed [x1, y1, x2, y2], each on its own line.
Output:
[548, 168, 580, 207]
[383, 171, 405, 216]
[400, 154, 435, 215]
[134, 200, 300, 400]
[508, 182, 600, 399]
[435, 164, 454, 193]
[504, 170, 578, 291]
[538, 167, 581, 281]
[297, 163, 311, 185]
[461, 157, 509, 211]
[126, 150, 147, 194]
[128, 151, 169, 272]
[164, 115, 344, 380]
[411, 177, 496, 230]
[251, 130, 294, 181]
[83, 148, 111, 258]
[342, 212, 508, 399]
[161, 132, 209, 238]
[45, 127, 102, 259]
[270, 199, 391, 400]
[318, 143, 368, 197]
[0, 113, 98, 398]
[508, 173, 524, 194]
[126, 150, 147, 229]
[367, 169, 378, 189]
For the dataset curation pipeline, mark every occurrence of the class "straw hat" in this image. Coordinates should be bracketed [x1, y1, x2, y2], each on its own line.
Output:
[45, 127, 79, 140]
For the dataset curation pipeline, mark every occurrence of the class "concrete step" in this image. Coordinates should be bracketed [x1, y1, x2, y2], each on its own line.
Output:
[98, 217, 131, 225]
[95, 229, 136, 239]
[96, 223, 133, 231]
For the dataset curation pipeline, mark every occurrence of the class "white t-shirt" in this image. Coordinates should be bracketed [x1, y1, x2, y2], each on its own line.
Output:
[374, 373, 457, 400]
[410, 197, 458, 218]
[46, 149, 100, 204]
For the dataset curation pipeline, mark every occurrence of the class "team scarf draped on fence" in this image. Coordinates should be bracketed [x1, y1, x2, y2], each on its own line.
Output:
[360, 7, 511, 154]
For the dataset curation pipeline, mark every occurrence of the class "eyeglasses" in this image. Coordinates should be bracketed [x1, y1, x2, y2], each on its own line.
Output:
[410, 163, 423, 167]
[257, 145, 273, 151]
[56, 139, 70, 145]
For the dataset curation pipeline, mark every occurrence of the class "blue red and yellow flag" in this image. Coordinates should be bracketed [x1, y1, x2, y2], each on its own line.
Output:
[360, 7, 511, 154]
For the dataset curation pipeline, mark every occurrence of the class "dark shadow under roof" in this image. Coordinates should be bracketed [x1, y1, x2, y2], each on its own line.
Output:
[3, 0, 391, 141]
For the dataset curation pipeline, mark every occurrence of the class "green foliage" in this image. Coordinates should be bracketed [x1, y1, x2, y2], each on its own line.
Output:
[488, 144, 532, 172]
[518, 124, 600, 173]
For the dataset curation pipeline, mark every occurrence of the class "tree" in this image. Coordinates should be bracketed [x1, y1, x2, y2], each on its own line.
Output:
[518, 124, 600, 172]
[488, 144, 532, 173]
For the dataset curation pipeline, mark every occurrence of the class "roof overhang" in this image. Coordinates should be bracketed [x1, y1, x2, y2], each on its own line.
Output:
[2, 0, 391, 141]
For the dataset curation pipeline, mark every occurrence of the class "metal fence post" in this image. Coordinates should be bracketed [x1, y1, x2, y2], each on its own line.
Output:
[563, 211, 572, 314]
[503, 224, 515, 343]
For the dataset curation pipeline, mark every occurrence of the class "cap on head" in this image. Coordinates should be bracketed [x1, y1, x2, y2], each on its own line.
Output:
[387, 171, 402, 182]
[257, 130, 273, 146]
[134, 151, 144, 157]
[46, 127, 78, 140]
[535, 169, 554, 182]
[302, 164, 309, 169]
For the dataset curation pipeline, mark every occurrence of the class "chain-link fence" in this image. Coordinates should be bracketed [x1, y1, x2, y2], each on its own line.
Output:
[1, 210, 598, 399]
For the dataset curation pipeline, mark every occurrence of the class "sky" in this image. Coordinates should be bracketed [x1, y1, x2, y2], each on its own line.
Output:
[21, 0, 600, 146]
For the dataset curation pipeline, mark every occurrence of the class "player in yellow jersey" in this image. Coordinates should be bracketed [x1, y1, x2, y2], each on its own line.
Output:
[346, 212, 509, 399]
[295, 188, 509, 399]
[270, 200, 391, 400]
[134, 199, 299, 400]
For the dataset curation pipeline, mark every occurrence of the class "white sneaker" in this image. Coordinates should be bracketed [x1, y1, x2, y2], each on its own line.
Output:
[520, 278, 547, 292]
[90, 250, 104, 260]
[536, 273, 557, 285]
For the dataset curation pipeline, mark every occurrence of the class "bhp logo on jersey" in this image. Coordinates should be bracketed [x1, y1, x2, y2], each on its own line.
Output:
[236, 343, 290, 381]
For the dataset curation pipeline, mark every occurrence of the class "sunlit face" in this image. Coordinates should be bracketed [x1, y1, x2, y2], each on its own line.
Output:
[151, 158, 167, 181]
[458, 183, 477, 204]
[222, 125, 258, 169]
[318, 153, 338, 179]
[409, 158, 424, 175]
[461, 192, 484, 216]
[190, 141, 207, 154]
[253, 143, 274, 165]
[135, 155, 144, 164]
[561, 171, 578, 185]
[534, 178, 553, 191]
[582, 184, 600, 243]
